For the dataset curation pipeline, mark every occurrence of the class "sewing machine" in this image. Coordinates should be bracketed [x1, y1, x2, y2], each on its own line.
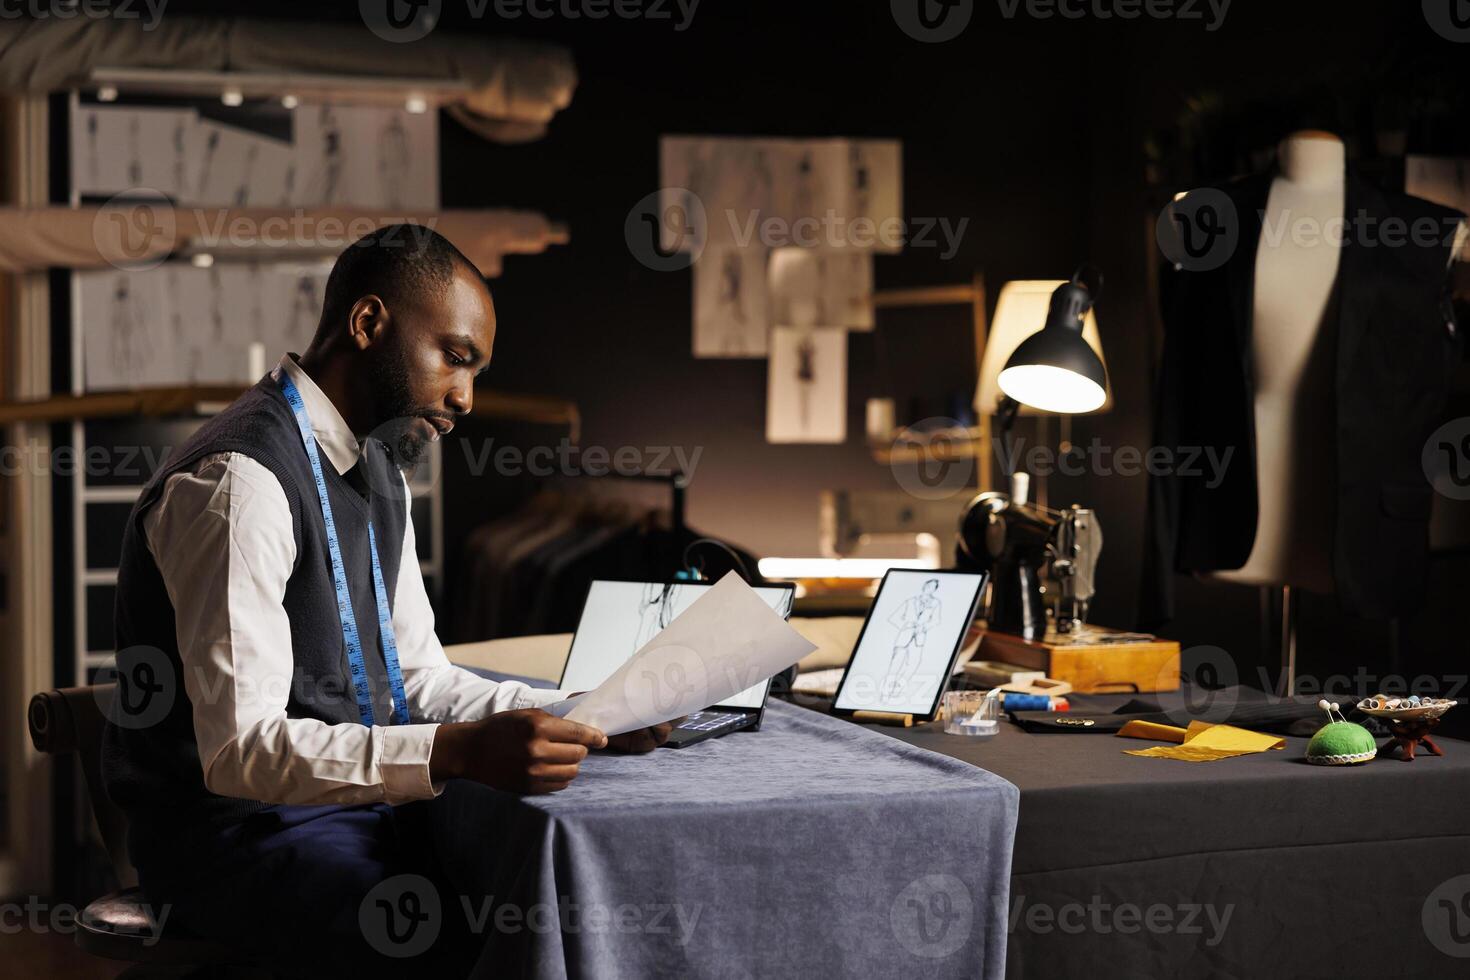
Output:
[955, 473, 1103, 640]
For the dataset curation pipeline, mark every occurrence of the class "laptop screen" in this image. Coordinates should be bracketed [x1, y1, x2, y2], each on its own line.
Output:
[562, 580, 797, 710]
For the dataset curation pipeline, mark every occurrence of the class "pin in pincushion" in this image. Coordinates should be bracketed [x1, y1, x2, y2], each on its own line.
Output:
[1305, 700, 1377, 766]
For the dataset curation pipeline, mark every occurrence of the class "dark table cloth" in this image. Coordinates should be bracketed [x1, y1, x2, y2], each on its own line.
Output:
[864, 687, 1470, 980]
[429, 698, 1020, 979]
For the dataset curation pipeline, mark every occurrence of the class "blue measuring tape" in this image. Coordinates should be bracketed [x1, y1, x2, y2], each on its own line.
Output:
[277, 371, 409, 727]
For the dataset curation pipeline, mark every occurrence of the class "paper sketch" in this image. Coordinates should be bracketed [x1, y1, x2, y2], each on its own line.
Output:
[378, 112, 412, 209]
[661, 135, 898, 359]
[768, 247, 873, 330]
[302, 106, 343, 204]
[766, 326, 847, 443]
[71, 106, 200, 198]
[78, 264, 330, 390]
[107, 273, 153, 380]
[847, 140, 903, 253]
[694, 243, 771, 357]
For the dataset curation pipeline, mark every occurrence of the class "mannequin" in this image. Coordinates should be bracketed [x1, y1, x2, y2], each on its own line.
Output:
[1211, 131, 1344, 593]
[1203, 132, 1469, 690]
[1144, 128, 1468, 663]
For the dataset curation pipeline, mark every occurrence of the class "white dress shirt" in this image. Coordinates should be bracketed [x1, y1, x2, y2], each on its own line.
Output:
[143, 353, 564, 807]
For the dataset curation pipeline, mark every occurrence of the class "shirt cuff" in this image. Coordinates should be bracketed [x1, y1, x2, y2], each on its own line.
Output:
[377, 723, 441, 803]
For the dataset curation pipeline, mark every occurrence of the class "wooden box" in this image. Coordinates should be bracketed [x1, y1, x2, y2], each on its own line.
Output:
[977, 626, 1181, 694]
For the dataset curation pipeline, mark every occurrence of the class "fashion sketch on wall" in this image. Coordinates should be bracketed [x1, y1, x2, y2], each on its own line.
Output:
[660, 135, 898, 361]
[69, 97, 439, 394]
[766, 325, 847, 444]
[78, 264, 330, 390]
[70, 101, 437, 209]
[693, 244, 771, 357]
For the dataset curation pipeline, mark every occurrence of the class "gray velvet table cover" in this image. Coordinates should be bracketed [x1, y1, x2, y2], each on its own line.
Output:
[429, 699, 1020, 979]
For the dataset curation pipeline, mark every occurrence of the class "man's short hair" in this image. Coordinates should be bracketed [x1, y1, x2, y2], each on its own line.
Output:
[314, 224, 482, 341]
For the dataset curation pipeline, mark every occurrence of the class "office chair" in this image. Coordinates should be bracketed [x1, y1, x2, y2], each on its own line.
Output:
[27, 684, 266, 978]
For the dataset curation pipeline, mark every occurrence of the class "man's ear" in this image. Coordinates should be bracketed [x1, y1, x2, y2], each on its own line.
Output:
[347, 295, 390, 351]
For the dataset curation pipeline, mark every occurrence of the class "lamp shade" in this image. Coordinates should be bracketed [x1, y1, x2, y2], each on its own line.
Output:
[974, 280, 1110, 416]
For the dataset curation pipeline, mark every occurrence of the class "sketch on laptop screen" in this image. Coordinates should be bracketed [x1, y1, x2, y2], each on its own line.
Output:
[565, 581, 795, 710]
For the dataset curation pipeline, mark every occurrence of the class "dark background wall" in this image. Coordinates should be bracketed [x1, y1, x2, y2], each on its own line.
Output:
[169, 0, 1468, 690]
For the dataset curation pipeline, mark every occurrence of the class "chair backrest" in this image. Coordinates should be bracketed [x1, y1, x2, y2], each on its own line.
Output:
[28, 685, 138, 887]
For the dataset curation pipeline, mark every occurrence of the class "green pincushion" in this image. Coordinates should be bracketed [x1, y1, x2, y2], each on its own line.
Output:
[1305, 714, 1377, 766]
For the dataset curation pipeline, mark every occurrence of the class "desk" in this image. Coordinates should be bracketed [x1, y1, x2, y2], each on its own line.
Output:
[863, 688, 1470, 979]
[448, 641, 1470, 978]
[427, 700, 1018, 980]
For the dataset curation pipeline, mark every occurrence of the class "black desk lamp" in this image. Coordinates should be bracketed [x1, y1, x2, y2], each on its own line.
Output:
[995, 268, 1107, 462]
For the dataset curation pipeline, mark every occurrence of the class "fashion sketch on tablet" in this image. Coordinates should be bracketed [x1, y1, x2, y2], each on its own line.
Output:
[880, 578, 942, 701]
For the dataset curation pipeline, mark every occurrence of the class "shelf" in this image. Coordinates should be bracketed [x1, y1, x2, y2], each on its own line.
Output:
[868, 426, 985, 465]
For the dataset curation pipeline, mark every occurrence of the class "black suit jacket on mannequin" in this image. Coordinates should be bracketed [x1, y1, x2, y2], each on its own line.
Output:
[1142, 172, 1463, 626]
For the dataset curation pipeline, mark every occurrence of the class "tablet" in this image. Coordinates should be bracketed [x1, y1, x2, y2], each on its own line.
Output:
[831, 569, 988, 721]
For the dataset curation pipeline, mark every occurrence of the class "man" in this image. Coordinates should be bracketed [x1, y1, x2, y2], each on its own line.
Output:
[102, 225, 672, 973]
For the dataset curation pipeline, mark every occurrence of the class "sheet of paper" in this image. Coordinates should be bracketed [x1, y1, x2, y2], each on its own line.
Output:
[541, 693, 587, 719]
[765, 325, 847, 444]
[565, 572, 816, 736]
[693, 242, 771, 357]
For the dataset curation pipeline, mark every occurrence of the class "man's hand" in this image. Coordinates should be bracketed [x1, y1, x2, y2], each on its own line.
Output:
[605, 720, 680, 753]
[430, 710, 608, 794]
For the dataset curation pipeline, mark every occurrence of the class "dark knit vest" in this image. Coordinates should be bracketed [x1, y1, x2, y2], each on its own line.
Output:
[102, 372, 408, 875]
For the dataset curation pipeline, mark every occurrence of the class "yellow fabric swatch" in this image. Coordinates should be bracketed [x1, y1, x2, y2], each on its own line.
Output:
[1121, 721, 1285, 762]
[1116, 720, 1189, 743]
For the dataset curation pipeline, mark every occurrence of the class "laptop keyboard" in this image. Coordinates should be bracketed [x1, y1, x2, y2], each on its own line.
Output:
[677, 711, 745, 733]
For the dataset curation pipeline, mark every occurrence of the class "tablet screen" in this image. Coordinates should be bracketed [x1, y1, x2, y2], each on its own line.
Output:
[833, 570, 986, 716]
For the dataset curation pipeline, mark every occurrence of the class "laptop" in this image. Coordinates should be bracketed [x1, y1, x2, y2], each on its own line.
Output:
[561, 579, 797, 748]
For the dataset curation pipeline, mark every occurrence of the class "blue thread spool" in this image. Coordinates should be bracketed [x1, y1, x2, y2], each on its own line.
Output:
[1003, 693, 1053, 711]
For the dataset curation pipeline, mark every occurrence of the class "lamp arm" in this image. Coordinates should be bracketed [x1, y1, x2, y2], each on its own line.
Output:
[1071, 264, 1104, 306]
[995, 395, 1021, 478]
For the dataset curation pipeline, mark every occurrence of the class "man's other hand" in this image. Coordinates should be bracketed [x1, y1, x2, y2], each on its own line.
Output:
[431, 710, 608, 794]
[605, 720, 679, 753]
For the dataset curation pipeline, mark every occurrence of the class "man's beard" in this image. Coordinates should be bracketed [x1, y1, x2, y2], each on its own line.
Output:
[366, 346, 433, 470]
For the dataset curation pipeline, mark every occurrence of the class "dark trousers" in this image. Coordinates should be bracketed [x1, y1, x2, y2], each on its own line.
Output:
[140, 798, 483, 979]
